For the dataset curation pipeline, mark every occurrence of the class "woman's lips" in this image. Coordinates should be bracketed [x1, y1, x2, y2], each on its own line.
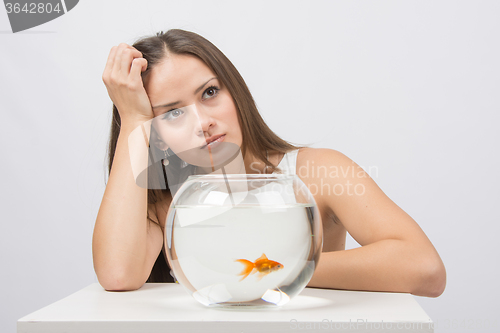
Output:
[201, 134, 226, 149]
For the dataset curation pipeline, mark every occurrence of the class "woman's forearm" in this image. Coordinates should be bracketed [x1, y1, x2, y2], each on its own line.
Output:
[92, 121, 154, 290]
[307, 239, 446, 297]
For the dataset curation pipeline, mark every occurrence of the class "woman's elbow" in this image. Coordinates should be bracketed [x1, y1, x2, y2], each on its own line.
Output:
[412, 257, 447, 297]
[96, 269, 145, 292]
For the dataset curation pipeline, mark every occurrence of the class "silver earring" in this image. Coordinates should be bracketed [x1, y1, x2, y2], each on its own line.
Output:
[163, 149, 170, 166]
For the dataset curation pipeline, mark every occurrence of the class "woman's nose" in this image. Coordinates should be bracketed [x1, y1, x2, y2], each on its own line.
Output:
[193, 105, 215, 135]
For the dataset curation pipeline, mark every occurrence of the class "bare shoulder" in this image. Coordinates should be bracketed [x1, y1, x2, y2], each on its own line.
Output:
[297, 147, 347, 161]
[296, 147, 358, 179]
[295, 147, 373, 215]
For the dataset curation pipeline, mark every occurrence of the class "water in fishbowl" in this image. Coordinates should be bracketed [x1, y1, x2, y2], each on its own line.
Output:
[166, 202, 318, 307]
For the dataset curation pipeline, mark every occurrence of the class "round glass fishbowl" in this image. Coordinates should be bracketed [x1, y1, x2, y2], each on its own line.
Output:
[164, 174, 323, 307]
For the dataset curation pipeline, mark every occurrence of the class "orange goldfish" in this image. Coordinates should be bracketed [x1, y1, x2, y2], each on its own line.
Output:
[235, 253, 284, 281]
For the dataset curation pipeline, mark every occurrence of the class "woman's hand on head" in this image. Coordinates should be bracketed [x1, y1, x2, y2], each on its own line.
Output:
[102, 43, 154, 125]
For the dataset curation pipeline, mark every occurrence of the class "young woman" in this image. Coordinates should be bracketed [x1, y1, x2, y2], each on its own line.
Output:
[93, 29, 446, 297]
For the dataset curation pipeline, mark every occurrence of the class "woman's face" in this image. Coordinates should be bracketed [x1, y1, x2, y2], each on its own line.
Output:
[145, 53, 242, 167]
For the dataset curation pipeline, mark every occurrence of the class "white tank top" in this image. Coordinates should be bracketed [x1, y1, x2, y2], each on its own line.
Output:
[272, 149, 299, 175]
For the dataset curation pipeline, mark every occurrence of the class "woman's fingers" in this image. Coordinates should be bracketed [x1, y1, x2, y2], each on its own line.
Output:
[111, 43, 127, 79]
[103, 43, 142, 87]
[129, 58, 148, 87]
[102, 43, 154, 123]
[106, 43, 145, 85]
[102, 46, 117, 82]
[111, 44, 134, 77]
[120, 48, 143, 77]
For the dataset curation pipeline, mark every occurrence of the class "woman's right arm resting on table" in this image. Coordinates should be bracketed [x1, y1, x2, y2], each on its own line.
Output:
[92, 124, 165, 291]
[92, 43, 165, 291]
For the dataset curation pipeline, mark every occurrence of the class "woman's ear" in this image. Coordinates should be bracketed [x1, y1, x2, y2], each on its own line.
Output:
[153, 139, 168, 151]
[152, 136, 168, 150]
[150, 127, 168, 151]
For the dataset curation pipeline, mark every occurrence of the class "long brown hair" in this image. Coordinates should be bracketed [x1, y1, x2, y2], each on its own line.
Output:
[107, 29, 310, 282]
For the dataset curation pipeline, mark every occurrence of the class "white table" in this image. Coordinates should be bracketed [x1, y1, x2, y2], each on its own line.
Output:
[18, 283, 434, 332]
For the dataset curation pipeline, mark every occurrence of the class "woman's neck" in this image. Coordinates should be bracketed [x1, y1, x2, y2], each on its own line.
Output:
[195, 149, 281, 175]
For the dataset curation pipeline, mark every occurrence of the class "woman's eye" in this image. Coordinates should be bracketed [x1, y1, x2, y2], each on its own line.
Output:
[162, 108, 184, 121]
[202, 86, 220, 100]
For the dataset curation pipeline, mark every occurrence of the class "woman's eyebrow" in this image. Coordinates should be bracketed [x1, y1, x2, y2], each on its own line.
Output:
[152, 100, 179, 110]
[194, 77, 217, 95]
[152, 77, 218, 110]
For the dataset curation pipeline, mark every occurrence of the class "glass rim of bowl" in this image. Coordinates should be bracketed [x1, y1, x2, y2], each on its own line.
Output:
[186, 174, 295, 181]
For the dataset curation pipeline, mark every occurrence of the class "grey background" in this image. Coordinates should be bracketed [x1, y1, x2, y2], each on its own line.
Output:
[1, 1, 499, 332]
